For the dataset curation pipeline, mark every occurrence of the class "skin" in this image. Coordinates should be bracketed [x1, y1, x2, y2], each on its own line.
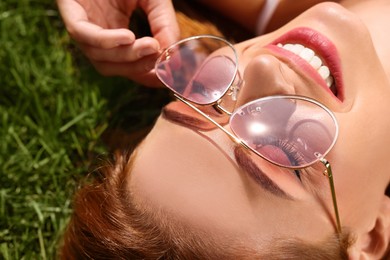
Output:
[129, 2, 390, 259]
[56, 0, 179, 86]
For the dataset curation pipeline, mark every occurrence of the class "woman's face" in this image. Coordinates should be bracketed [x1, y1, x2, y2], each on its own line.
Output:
[129, 2, 390, 248]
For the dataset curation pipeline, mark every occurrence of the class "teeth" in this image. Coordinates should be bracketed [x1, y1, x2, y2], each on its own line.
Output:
[309, 56, 322, 70]
[325, 75, 334, 87]
[300, 47, 315, 61]
[318, 66, 330, 79]
[291, 44, 305, 54]
[277, 43, 334, 88]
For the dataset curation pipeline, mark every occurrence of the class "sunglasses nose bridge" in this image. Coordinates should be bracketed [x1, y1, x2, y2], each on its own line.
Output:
[213, 70, 244, 116]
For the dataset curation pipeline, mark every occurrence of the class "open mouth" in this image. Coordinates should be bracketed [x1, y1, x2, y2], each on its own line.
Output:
[276, 43, 336, 95]
[270, 27, 342, 100]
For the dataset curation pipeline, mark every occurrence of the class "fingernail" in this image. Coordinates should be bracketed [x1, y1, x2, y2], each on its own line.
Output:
[116, 37, 134, 46]
[139, 48, 158, 58]
[116, 41, 131, 46]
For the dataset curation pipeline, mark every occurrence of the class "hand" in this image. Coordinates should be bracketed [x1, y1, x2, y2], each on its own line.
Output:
[56, 0, 180, 86]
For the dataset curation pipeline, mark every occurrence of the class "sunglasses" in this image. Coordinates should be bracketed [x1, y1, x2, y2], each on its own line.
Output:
[155, 35, 341, 233]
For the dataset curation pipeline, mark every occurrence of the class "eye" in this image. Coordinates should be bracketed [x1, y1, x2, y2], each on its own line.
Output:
[275, 139, 304, 182]
[253, 137, 305, 166]
[275, 139, 305, 167]
[191, 81, 208, 97]
[252, 137, 305, 181]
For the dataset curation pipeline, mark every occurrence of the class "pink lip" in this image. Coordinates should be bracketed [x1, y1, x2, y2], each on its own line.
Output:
[266, 27, 344, 102]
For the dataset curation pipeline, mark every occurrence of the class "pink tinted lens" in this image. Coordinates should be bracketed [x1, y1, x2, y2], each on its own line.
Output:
[155, 36, 238, 105]
[230, 96, 338, 168]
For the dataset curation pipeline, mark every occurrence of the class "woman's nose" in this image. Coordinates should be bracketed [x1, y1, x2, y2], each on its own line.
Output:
[235, 54, 296, 109]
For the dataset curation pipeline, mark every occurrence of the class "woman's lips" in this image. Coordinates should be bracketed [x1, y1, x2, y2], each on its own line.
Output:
[267, 27, 344, 102]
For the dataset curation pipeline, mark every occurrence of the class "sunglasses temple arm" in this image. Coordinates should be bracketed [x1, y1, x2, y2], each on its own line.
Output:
[320, 158, 342, 233]
[213, 103, 233, 116]
[174, 94, 242, 145]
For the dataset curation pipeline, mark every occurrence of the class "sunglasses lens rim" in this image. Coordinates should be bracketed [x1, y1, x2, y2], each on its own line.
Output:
[155, 35, 239, 105]
[229, 95, 339, 169]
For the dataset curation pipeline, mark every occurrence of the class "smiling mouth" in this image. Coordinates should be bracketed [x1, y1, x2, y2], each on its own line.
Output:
[270, 27, 342, 100]
[276, 43, 335, 91]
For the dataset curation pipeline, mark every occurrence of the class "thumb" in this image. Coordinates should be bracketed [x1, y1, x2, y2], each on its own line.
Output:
[140, 0, 180, 48]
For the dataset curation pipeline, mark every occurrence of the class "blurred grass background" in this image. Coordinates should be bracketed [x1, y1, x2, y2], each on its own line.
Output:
[0, 0, 169, 258]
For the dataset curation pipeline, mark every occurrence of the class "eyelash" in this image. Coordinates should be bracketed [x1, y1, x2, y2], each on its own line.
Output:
[293, 169, 302, 181]
[191, 81, 208, 96]
[271, 139, 304, 181]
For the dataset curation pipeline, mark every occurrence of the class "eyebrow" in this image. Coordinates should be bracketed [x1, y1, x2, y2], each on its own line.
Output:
[161, 106, 212, 130]
[162, 105, 292, 200]
[234, 147, 292, 200]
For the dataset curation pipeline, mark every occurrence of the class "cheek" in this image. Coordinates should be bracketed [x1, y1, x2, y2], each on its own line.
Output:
[331, 102, 390, 228]
[129, 126, 260, 234]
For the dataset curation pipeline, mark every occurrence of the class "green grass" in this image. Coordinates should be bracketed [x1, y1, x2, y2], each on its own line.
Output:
[0, 0, 169, 258]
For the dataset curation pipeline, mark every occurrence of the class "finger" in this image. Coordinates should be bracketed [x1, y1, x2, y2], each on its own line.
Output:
[57, 0, 135, 48]
[140, 0, 180, 48]
[80, 37, 160, 63]
[73, 23, 136, 49]
[91, 59, 163, 87]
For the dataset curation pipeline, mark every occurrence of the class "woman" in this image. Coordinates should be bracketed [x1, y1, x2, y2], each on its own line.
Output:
[60, 1, 390, 259]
